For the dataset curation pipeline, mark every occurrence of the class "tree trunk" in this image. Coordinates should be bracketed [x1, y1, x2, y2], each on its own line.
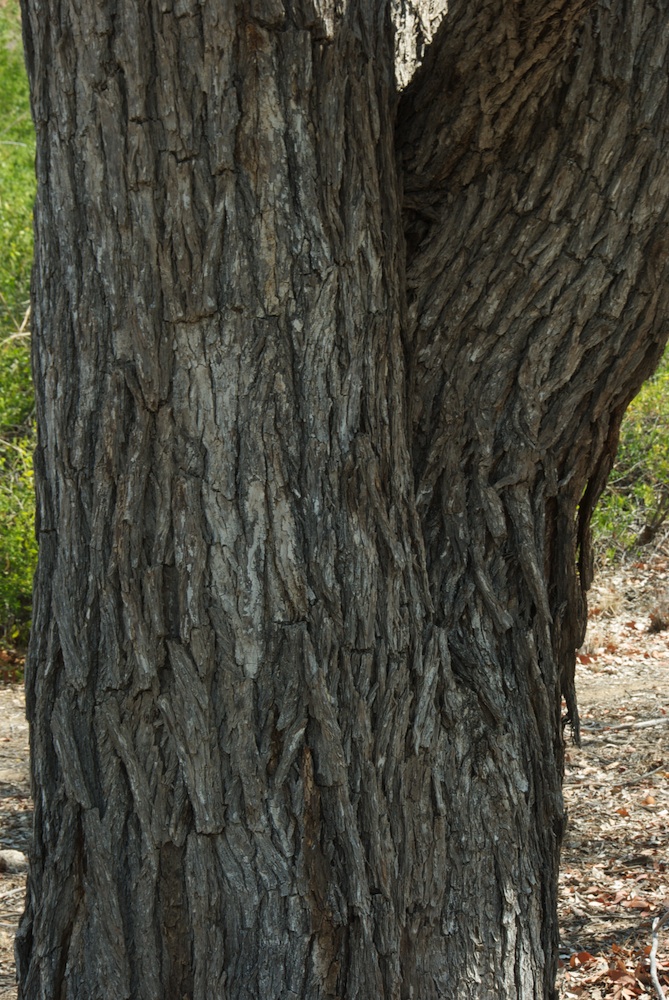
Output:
[15, 1, 669, 998]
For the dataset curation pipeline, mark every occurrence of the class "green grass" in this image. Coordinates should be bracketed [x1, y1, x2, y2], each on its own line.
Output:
[0, 432, 36, 645]
[0, 0, 35, 649]
[0, 0, 33, 326]
[592, 348, 669, 565]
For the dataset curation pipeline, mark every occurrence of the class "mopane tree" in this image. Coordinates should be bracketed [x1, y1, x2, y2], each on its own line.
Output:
[15, 0, 669, 996]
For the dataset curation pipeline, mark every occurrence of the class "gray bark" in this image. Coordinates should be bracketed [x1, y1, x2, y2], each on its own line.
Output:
[15, 0, 669, 998]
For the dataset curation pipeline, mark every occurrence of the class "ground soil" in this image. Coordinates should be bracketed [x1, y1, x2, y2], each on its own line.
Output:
[0, 682, 29, 1000]
[557, 556, 669, 999]
[0, 561, 667, 999]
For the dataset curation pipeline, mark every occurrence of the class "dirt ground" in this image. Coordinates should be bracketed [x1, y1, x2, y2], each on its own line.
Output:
[0, 561, 667, 999]
[557, 558, 669, 999]
[0, 683, 29, 1000]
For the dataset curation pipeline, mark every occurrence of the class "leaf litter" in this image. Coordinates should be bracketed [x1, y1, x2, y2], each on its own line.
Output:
[558, 555, 669, 999]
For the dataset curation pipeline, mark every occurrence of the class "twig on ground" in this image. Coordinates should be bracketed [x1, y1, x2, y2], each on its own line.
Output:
[581, 717, 669, 733]
[650, 908, 669, 1000]
[621, 762, 666, 786]
[0, 889, 24, 905]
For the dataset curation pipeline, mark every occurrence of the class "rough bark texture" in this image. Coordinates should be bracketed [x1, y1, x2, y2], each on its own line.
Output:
[400, 0, 669, 730]
[393, 1, 669, 994]
[15, 0, 669, 998]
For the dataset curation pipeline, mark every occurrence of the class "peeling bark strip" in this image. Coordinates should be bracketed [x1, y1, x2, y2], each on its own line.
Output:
[15, 0, 669, 998]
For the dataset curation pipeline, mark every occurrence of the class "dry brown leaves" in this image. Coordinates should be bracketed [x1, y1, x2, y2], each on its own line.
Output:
[558, 556, 669, 999]
[0, 684, 29, 1000]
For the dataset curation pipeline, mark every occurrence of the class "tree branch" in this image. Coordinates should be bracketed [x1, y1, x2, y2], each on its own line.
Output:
[395, 0, 669, 736]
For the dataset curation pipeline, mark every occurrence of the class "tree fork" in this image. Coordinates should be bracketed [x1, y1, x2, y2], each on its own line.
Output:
[16, 0, 669, 998]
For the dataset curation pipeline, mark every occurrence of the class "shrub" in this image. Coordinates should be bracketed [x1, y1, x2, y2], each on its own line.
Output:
[593, 348, 669, 564]
[0, 429, 35, 646]
[0, 0, 36, 650]
[0, 0, 34, 319]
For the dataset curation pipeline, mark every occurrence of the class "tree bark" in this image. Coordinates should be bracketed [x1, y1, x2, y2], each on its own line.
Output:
[15, 0, 669, 998]
[399, 0, 669, 731]
[394, 1, 669, 993]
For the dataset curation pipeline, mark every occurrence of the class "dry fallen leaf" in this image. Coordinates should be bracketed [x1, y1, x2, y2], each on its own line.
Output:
[570, 952, 596, 968]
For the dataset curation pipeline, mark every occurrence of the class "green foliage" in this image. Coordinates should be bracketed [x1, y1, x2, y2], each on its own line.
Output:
[0, 330, 31, 428]
[0, 0, 35, 651]
[0, 0, 34, 328]
[0, 430, 36, 646]
[593, 348, 669, 564]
